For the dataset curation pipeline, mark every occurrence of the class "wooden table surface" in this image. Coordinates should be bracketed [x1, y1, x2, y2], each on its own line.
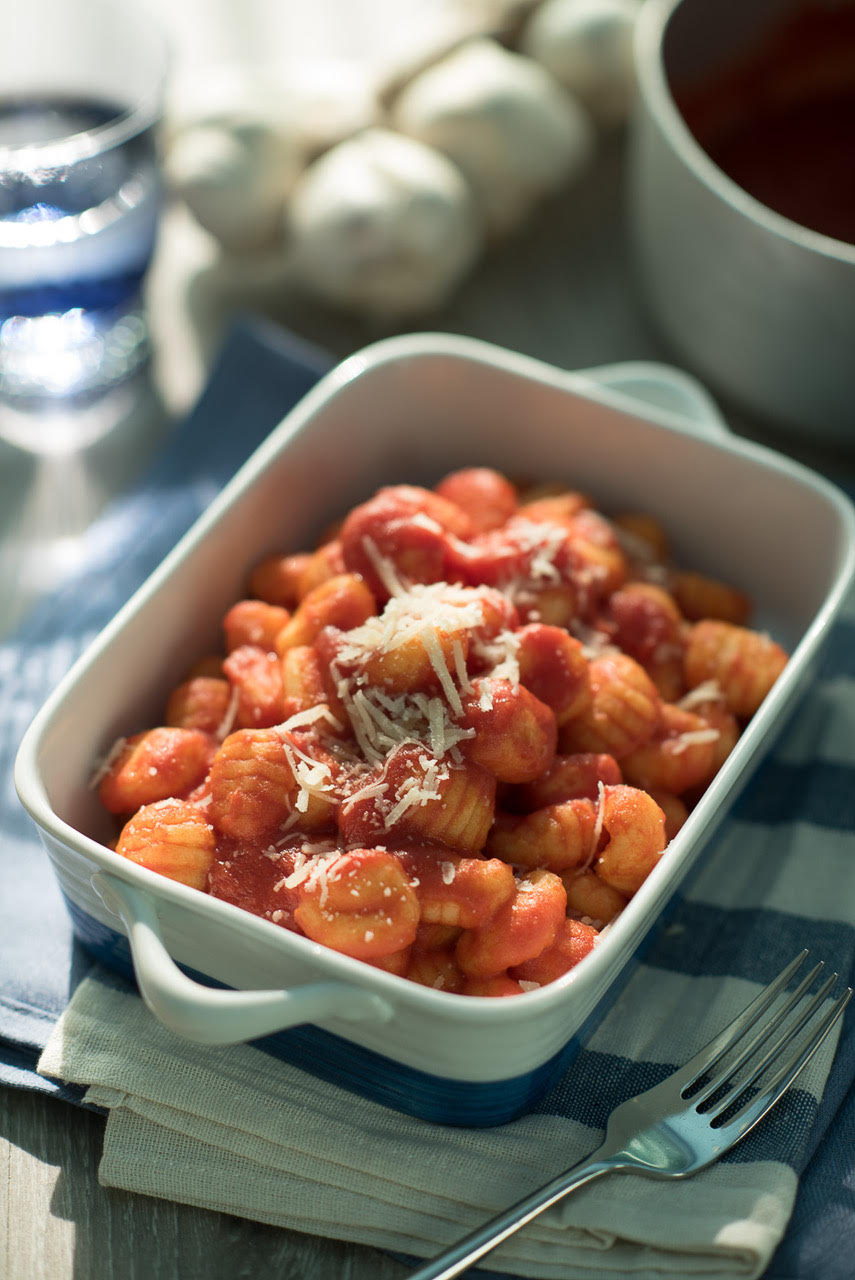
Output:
[2, 6, 853, 1275]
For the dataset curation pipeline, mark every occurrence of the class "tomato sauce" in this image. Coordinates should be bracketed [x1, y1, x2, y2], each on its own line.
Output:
[675, 3, 855, 244]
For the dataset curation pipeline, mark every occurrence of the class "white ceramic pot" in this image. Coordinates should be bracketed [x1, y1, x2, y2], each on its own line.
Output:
[630, 0, 855, 445]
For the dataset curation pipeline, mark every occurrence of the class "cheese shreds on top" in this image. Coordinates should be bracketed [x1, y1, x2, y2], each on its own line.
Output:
[240, 531, 574, 834]
[327, 580, 513, 763]
[589, 780, 606, 869]
[282, 746, 333, 813]
[419, 623, 463, 715]
[515, 519, 567, 585]
[361, 535, 407, 598]
[495, 520, 570, 609]
[337, 581, 486, 664]
[670, 727, 721, 755]
[677, 680, 724, 710]
[282, 848, 343, 906]
[273, 704, 342, 735]
[570, 621, 618, 661]
[215, 685, 241, 740]
[472, 628, 521, 689]
[338, 684, 476, 765]
[89, 735, 128, 789]
[451, 636, 472, 695]
[409, 511, 445, 536]
[347, 687, 409, 761]
[376, 741, 452, 830]
[339, 777, 390, 814]
[384, 778, 428, 829]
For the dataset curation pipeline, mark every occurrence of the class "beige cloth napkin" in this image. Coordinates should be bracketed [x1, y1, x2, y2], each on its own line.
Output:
[38, 956, 837, 1280]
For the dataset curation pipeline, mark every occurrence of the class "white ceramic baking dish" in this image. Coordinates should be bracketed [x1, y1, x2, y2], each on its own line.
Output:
[15, 333, 855, 1125]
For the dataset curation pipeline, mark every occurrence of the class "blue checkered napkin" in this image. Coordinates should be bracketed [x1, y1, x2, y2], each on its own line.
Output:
[0, 318, 331, 1097]
[35, 523, 855, 1278]
[7, 319, 855, 1278]
[36, 697, 855, 1280]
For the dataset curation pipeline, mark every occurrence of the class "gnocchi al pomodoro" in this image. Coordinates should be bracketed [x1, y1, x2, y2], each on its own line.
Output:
[96, 468, 788, 997]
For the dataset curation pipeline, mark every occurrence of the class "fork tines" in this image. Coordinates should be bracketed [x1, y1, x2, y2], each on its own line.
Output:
[680, 950, 851, 1134]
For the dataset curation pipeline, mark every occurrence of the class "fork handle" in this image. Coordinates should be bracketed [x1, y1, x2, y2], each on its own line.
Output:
[408, 1148, 624, 1280]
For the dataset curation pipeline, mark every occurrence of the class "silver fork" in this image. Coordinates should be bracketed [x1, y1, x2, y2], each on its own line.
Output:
[409, 950, 851, 1280]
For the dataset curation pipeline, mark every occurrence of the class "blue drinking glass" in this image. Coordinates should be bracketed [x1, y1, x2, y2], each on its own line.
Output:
[0, 0, 168, 413]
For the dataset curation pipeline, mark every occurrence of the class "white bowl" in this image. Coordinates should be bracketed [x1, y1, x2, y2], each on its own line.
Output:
[630, 0, 855, 444]
[15, 334, 855, 1124]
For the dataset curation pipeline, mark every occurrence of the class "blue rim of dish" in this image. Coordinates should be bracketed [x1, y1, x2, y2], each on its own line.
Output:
[63, 895, 622, 1127]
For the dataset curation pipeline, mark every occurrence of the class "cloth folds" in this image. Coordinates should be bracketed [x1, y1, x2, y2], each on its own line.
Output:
[38, 959, 827, 1280]
[3, 319, 855, 1278]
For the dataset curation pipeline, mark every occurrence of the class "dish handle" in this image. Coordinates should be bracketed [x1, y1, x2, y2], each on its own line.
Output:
[574, 360, 730, 441]
[91, 871, 395, 1044]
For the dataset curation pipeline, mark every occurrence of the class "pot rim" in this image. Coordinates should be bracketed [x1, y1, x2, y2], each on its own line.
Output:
[633, 0, 855, 268]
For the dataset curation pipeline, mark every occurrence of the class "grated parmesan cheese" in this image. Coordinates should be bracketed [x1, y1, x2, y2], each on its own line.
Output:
[588, 780, 606, 870]
[419, 623, 463, 714]
[337, 582, 485, 665]
[88, 736, 128, 789]
[361, 535, 407, 597]
[383, 780, 435, 828]
[493, 519, 573, 610]
[511, 520, 567, 584]
[270, 718, 338, 815]
[472, 628, 521, 688]
[570, 621, 619, 660]
[677, 680, 724, 710]
[274, 703, 344, 735]
[339, 777, 390, 813]
[670, 727, 721, 754]
[451, 636, 472, 695]
[326, 578, 530, 766]
[215, 685, 241, 740]
[409, 511, 445, 536]
[281, 849, 343, 908]
[333, 674, 475, 765]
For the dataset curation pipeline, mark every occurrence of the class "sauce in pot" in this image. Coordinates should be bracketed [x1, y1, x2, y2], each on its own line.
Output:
[675, 3, 855, 244]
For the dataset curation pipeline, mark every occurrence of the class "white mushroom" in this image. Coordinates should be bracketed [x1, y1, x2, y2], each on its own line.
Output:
[389, 37, 595, 236]
[519, 0, 642, 127]
[286, 128, 484, 317]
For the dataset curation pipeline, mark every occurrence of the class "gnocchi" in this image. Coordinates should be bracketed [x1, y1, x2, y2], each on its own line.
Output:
[96, 467, 787, 998]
